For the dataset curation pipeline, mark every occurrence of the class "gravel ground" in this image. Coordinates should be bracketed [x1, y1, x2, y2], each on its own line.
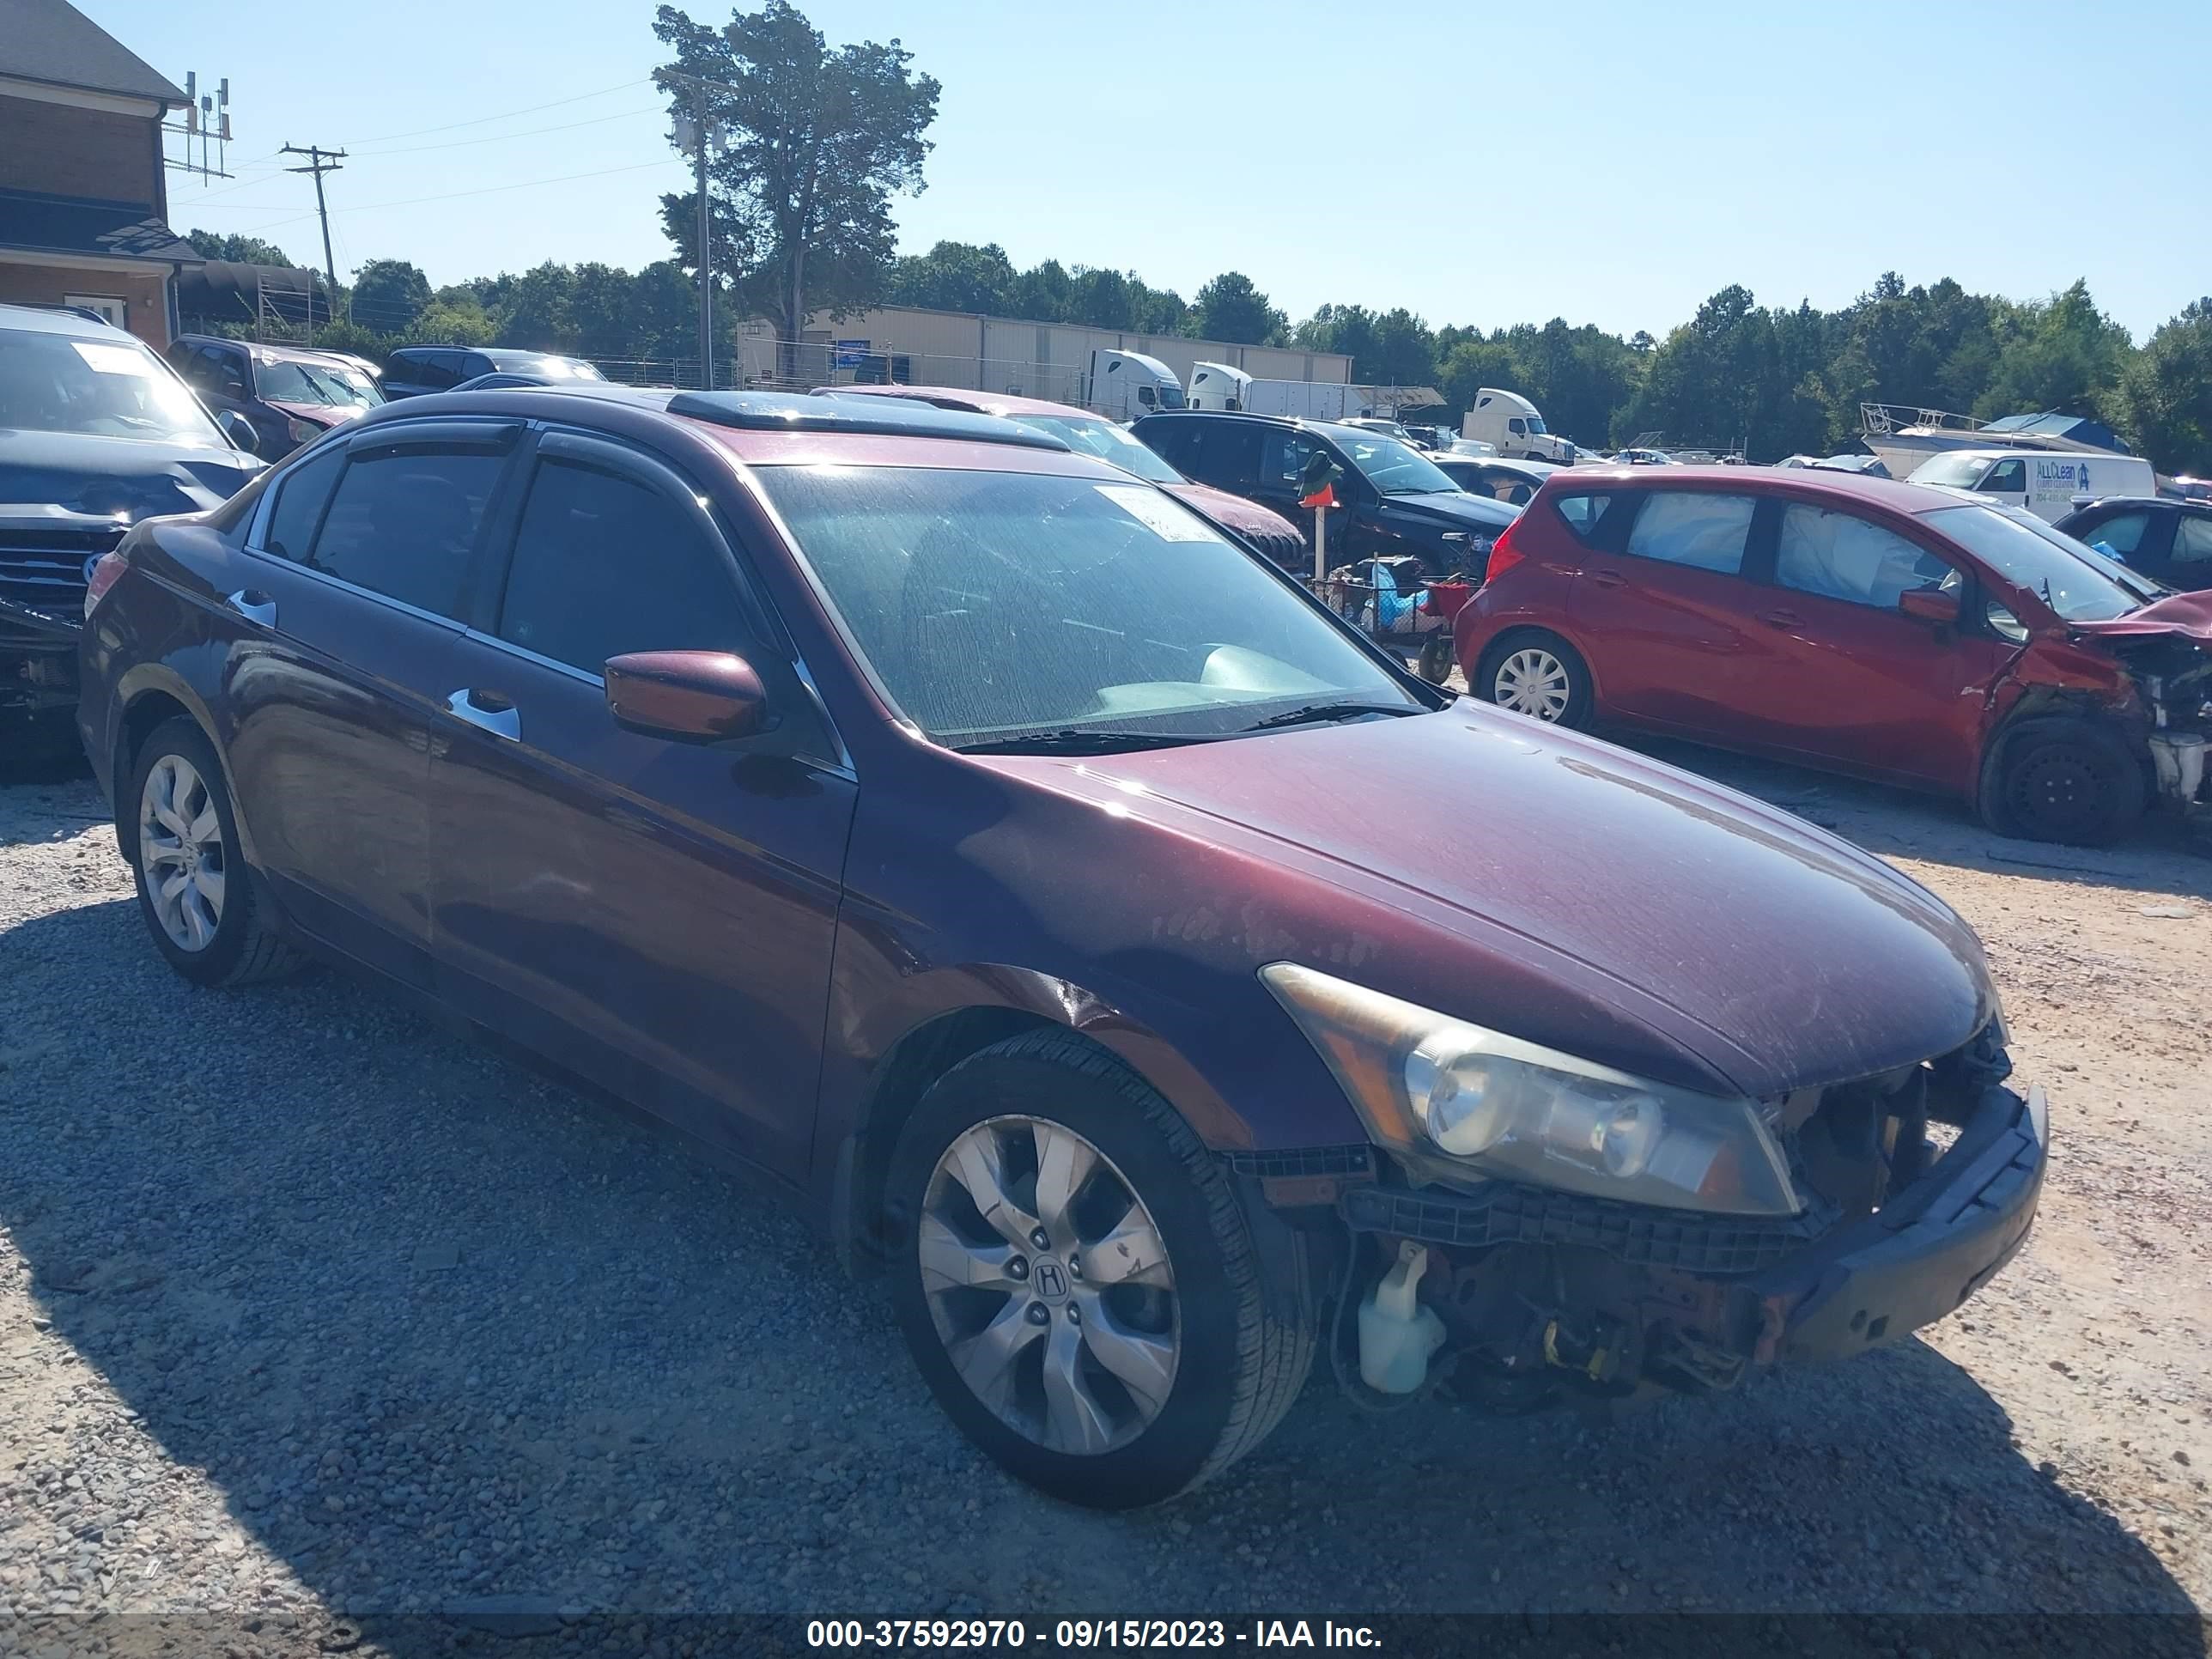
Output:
[2, 736, 2209, 1655]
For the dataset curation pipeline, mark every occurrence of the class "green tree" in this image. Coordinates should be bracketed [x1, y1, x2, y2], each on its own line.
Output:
[1974, 279, 2132, 422]
[887, 240, 1016, 313]
[2119, 298, 2212, 475]
[1194, 271, 1285, 345]
[185, 229, 298, 267]
[348, 258, 431, 335]
[653, 0, 939, 373]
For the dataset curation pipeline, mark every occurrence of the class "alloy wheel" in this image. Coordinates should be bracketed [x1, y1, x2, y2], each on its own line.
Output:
[1493, 647, 1572, 720]
[138, 754, 226, 951]
[918, 1115, 1179, 1456]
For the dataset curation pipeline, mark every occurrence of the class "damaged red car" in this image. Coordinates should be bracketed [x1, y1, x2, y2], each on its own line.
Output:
[1455, 466, 2212, 844]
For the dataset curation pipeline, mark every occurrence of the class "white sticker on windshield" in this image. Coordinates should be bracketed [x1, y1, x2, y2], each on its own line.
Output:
[1096, 483, 1212, 541]
[70, 340, 155, 376]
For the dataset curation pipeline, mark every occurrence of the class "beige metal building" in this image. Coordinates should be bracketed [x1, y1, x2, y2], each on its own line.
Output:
[743, 303, 1351, 408]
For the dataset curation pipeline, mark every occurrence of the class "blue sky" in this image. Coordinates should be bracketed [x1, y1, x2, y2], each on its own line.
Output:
[98, 0, 2212, 339]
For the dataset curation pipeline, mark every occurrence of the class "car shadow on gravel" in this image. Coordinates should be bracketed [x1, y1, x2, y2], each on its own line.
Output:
[0, 893, 2203, 1644]
[1617, 732, 2212, 902]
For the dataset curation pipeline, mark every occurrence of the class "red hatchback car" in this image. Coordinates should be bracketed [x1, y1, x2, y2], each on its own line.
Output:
[1456, 467, 2212, 844]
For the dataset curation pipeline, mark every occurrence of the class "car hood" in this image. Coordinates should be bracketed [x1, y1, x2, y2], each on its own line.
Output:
[1379, 489, 1519, 532]
[2067, 589, 2212, 642]
[1165, 482, 1301, 541]
[1013, 707, 1994, 1099]
[0, 428, 262, 520]
[265, 400, 366, 430]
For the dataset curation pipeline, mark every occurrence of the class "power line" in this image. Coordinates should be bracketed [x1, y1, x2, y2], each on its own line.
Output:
[342, 77, 648, 147]
[235, 156, 681, 234]
[351, 105, 665, 158]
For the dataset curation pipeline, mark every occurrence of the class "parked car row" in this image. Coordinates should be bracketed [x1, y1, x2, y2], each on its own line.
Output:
[72, 376, 2051, 1510]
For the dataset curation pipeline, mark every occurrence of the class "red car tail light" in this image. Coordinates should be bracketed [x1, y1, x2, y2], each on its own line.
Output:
[83, 548, 129, 618]
[1481, 520, 1525, 582]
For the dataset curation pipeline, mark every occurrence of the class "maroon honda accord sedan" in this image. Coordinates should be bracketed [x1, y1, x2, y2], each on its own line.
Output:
[77, 388, 2046, 1508]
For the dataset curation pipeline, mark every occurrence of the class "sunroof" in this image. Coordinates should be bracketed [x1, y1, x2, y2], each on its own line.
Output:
[666, 390, 1067, 450]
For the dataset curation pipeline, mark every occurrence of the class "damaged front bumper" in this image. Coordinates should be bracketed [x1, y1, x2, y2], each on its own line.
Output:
[1335, 1079, 2046, 1399]
[1747, 1080, 2044, 1364]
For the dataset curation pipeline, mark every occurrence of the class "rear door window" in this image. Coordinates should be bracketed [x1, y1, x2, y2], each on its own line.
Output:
[1623, 491, 1754, 574]
[1200, 423, 1264, 490]
[1552, 494, 1617, 541]
[2173, 515, 2212, 568]
[2076, 510, 2151, 556]
[306, 446, 507, 618]
[1775, 505, 1956, 609]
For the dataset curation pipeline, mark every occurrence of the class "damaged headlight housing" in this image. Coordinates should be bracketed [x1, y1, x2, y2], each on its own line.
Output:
[1261, 963, 1801, 1217]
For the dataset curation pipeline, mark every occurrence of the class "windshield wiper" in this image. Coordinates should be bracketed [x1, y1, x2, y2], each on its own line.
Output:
[1242, 702, 1425, 732]
[950, 728, 1217, 757]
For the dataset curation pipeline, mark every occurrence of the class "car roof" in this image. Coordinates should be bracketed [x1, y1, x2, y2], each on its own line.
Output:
[2072, 495, 2212, 514]
[177, 334, 359, 368]
[346, 386, 1120, 475]
[814, 383, 1099, 421]
[1549, 462, 1978, 517]
[0, 300, 131, 338]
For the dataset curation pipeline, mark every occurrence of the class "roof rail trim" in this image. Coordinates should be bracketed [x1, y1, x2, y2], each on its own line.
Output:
[665, 390, 1068, 450]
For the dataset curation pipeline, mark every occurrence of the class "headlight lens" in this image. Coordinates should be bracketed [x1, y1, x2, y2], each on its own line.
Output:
[1262, 963, 1801, 1216]
[287, 417, 319, 443]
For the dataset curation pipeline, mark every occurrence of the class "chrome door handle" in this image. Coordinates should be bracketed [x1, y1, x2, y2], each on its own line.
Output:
[1586, 569, 1627, 588]
[1759, 610, 1802, 630]
[226, 588, 276, 627]
[446, 689, 520, 741]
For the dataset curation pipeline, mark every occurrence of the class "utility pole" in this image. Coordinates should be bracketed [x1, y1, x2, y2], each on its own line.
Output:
[693, 118, 713, 390]
[281, 143, 345, 336]
[663, 71, 727, 392]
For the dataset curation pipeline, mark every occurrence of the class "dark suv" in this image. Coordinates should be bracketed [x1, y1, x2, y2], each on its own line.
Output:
[80, 387, 2044, 1508]
[382, 346, 605, 399]
[0, 303, 260, 761]
[2054, 495, 2212, 592]
[1133, 410, 1516, 577]
[169, 335, 384, 458]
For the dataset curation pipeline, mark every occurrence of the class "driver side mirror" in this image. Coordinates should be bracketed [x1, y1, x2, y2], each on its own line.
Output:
[1898, 587, 1960, 626]
[605, 650, 771, 742]
[216, 409, 261, 455]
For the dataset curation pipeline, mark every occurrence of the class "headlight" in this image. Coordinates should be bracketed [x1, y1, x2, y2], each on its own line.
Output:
[288, 417, 319, 443]
[1261, 963, 1800, 1217]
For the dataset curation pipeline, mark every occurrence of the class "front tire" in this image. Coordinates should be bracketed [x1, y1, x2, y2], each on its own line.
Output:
[124, 718, 301, 987]
[1978, 714, 2146, 846]
[1475, 629, 1594, 727]
[884, 1031, 1313, 1509]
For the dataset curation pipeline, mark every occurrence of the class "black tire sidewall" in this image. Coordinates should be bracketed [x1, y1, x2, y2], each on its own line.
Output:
[1476, 629, 1593, 728]
[884, 1042, 1249, 1510]
[125, 719, 256, 986]
[1991, 717, 2146, 846]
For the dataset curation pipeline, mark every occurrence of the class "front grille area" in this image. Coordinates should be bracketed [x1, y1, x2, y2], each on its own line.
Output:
[0, 526, 125, 622]
[1341, 1180, 1832, 1274]
[1243, 528, 1310, 574]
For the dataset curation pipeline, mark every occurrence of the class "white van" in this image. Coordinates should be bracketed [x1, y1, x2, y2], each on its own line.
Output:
[1085, 349, 1184, 422]
[1187, 361, 1251, 410]
[1907, 447, 2157, 525]
[1461, 387, 1574, 462]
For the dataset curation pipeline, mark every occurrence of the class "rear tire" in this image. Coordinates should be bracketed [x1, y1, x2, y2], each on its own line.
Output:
[124, 718, 302, 988]
[1416, 634, 1454, 684]
[884, 1030, 1313, 1509]
[1474, 629, 1594, 728]
[1977, 714, 2146, 846]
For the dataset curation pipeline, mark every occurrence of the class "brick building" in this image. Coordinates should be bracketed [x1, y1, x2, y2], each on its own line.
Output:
[0, 0, 202, 346]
